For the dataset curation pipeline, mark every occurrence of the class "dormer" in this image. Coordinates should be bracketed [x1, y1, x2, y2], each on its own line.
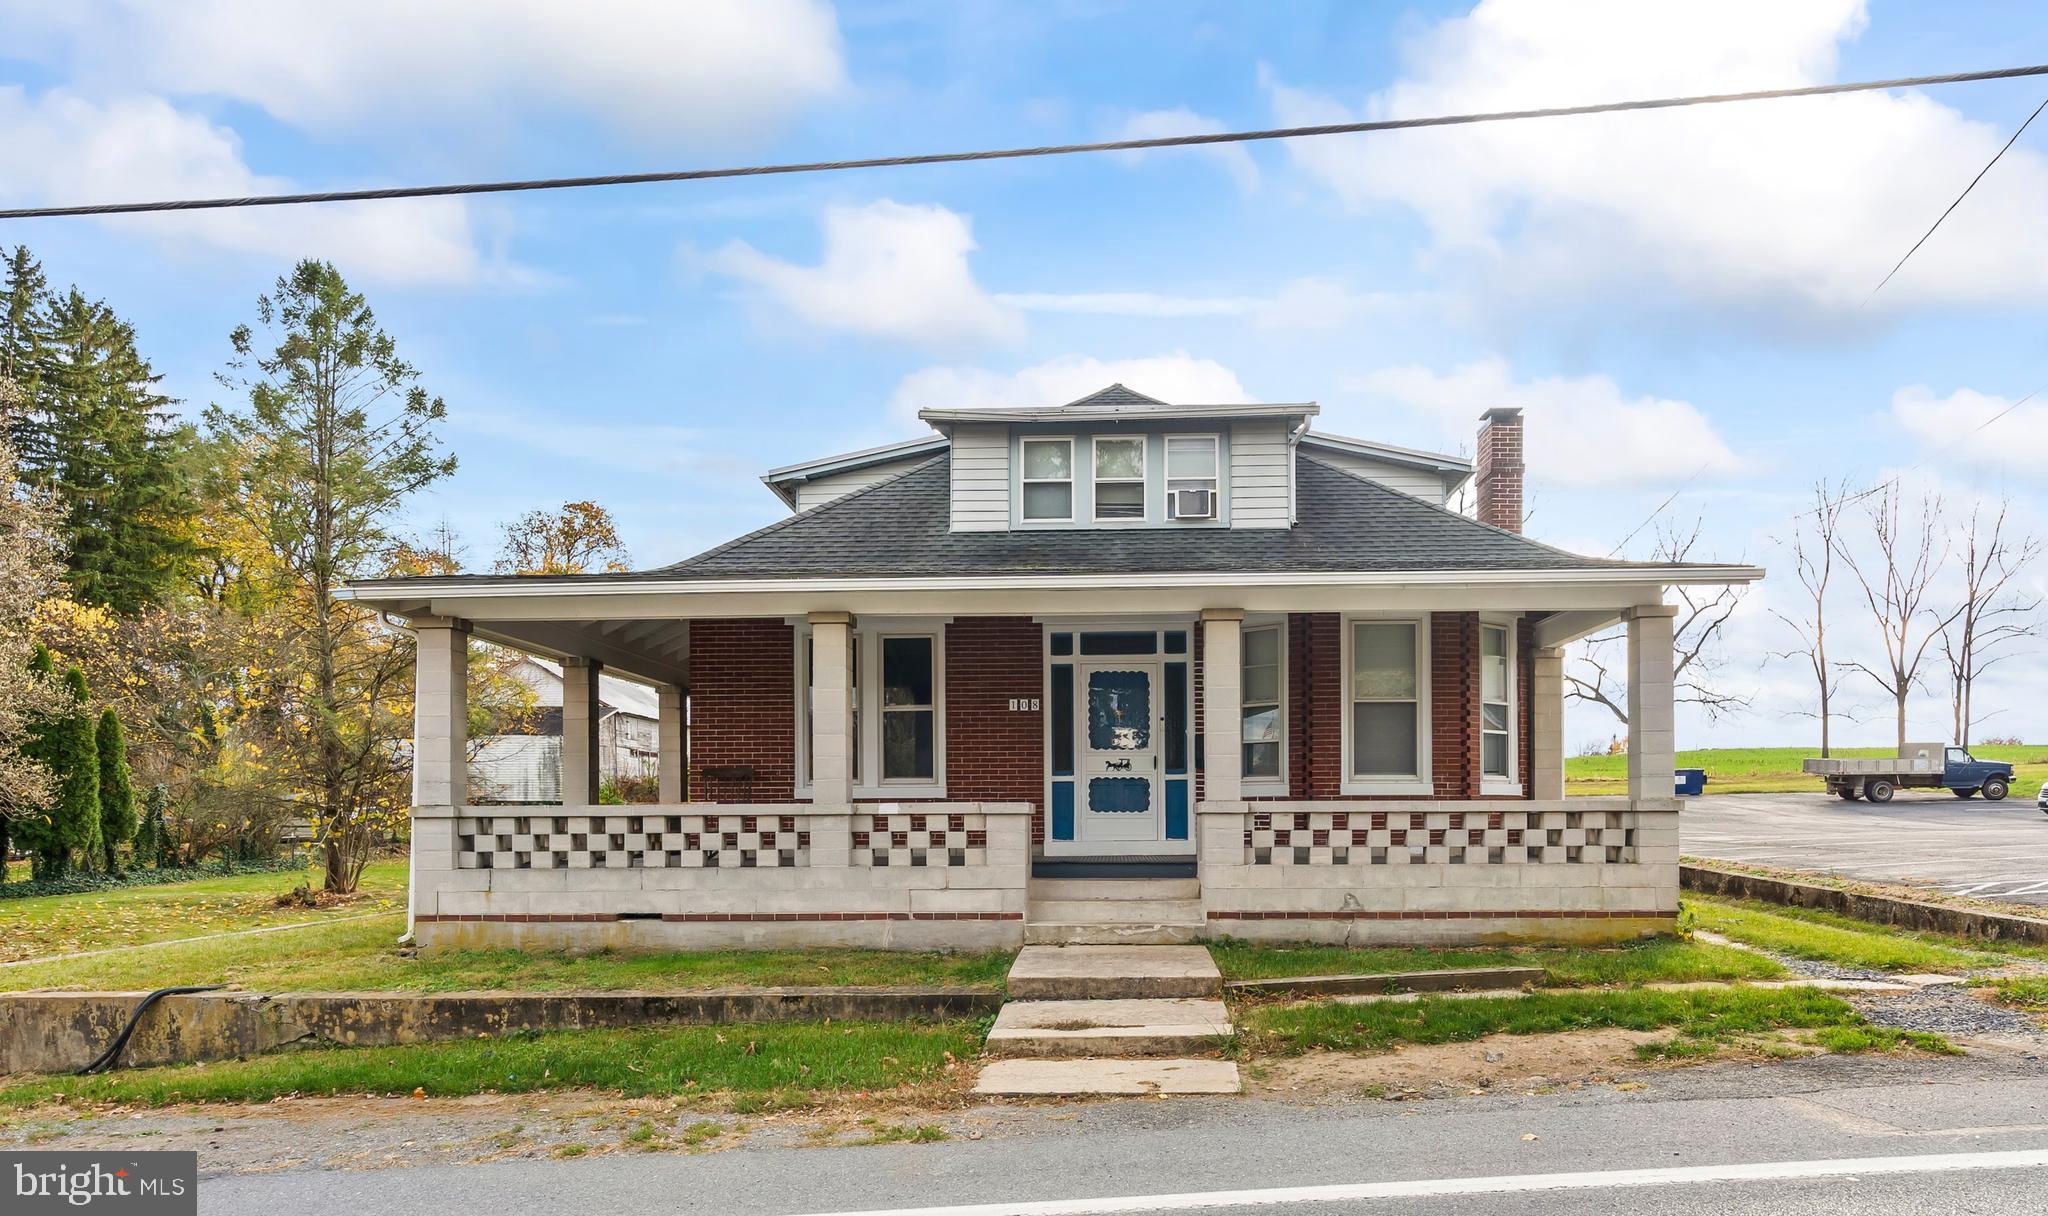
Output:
[917, 385, 1319, 533]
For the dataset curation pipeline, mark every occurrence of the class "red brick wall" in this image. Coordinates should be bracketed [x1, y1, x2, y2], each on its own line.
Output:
[687, 618, 797, 803]
[1286, 613, 1343, 799]
[944, 617, 1044, 835]
[1431, 612, 1480, 797]
[1518, 615, 1536, 796]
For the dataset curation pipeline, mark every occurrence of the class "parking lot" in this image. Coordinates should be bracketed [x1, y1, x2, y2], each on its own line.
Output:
[1681, 790, 2048, 907]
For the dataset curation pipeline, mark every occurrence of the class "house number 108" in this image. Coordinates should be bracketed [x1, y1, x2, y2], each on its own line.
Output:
[1006, 698, 1041, 712]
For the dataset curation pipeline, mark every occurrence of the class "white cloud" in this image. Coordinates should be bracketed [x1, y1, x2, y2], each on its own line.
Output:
[1112, 108, 1260, 192]
[1266, 0, 2048, 312]
[998, 277, 1400, 330]
[1891, 385, 2048, 479]
[2, 0, 843, 145]
[890, 353, 1251, 424]
[0, 88, 488, 286]
[709, 200, 1024, 346]
[1344, 358, 1744, 489]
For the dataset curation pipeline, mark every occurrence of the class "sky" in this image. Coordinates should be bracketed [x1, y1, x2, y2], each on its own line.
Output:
[2, 0, 2046, 752]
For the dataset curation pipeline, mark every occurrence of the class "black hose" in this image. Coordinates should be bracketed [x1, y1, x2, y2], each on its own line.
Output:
[76, 985, 225, 1075]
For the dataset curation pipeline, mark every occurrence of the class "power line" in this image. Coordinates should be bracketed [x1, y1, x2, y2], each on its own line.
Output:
[1608, 462, 1710, 557]
[1864, 94, 2048, 305]
[5, 62, 2048, 219]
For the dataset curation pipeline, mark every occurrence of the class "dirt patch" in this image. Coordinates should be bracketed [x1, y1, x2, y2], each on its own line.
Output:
[1245, 1028, 1676, 1099]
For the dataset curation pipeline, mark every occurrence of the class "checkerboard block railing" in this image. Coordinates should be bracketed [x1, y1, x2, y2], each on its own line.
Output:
[456, 811, 813, 870]
[1241, 807, 1638, 866]
[851, 811, 990, 869]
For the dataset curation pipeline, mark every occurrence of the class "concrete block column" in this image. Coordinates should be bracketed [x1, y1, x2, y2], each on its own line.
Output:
[807, 612, 856, 867]
[1530, 645, 1566, 800]
[560, 657, 602, 807]
[658, 684, 686, 804]
[1625, 605, 1678, 803]
[409, 615, 468, 941]
[1200, 609, 1245, 804]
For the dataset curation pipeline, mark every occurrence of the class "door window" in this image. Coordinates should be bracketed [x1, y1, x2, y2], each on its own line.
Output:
[1087, 669, 1152, 751]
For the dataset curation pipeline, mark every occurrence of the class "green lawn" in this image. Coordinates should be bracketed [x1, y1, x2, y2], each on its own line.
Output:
[2, 860, 409, 963]
[1240, 985, 1953, 1061]
[1686, 896, 2037, 971]
[0, 1020, 981, 1108]
[1209, 936, 1783, 988]
[1565, 745, 2048, 797]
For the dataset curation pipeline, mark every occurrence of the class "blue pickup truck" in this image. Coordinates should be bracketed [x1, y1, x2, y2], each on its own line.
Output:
[1802, 744, 2014, 803]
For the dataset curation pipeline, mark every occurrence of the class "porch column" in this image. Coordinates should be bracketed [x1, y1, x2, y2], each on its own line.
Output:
[1200, 609, 1244, 804]
[658, 684, 687, 803]
[808, 611, 855, 867]
[1530, 645, 1566, 800]
[1625, 605, 1678, 802]
[409, 615, 468, 940]
[560, 657, 602, 807]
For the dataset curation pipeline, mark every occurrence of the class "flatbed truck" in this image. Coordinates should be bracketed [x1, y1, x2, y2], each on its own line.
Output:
[1801, 743, 2013, 803]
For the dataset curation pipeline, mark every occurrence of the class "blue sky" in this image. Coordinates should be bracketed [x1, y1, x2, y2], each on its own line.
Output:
[3, 0, 2046, 750]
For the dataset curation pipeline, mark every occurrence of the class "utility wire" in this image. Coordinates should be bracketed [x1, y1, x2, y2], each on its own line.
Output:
[1864, 94, 2048, 305]
[1608, 462, 1710, 557]
[4, 63, 2048, 219]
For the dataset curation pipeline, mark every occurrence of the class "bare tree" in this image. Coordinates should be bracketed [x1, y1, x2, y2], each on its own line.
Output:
[1566, 517, 1750, 723]
[1769, 479, 1855, 756]
[1939, 499, 2041, 747]
[1835, 484, 1963, 752]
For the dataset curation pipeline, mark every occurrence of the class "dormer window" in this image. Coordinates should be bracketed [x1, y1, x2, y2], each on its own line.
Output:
[1021, 438, 1074, 521]
[1092, 436, 1146, 520]
[1166, 435, 1218, 519]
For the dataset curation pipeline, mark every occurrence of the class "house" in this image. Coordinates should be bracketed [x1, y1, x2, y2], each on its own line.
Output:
[339, 385, 1761, 952]
[467, 655, 661, 804]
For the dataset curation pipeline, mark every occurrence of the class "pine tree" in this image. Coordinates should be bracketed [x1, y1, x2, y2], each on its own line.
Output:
[96, 708, 134, 872]
[0, 246, 46, 388]
[19, 290, 199, 613]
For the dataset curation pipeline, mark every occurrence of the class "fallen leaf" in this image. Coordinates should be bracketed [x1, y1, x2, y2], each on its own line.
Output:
[411, 1088, 426, 1100]
[1521, 1133, 1538, 1142]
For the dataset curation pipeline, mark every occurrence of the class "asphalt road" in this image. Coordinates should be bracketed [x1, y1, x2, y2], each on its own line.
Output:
[192, 1055, 2048, 1216]
[1681, 790, 2048, 906]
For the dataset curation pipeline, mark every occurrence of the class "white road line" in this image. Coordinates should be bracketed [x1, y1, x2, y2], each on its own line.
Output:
[790, 1149, 2048, 1216]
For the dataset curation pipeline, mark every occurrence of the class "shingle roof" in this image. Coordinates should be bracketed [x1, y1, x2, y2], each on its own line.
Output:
[1061, 383, 1170, 409]
[652, 454, 1647, 579]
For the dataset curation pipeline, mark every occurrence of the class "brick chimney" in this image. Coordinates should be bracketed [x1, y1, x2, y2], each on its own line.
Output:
[1475, 407, 1524, 533]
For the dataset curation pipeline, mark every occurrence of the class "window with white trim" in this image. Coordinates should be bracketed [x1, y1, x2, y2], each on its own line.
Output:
[1020, 438, 1074, 521]
[802, 634, 860, 786]
[1241, 623, 1283, 781]
[1350, 620, 1422, 779]
[1092, 436, 1146, 520]
[879, 636, 936, 781]
[1165, 434, 1218, 518]
[1481, 622, 1513, 781]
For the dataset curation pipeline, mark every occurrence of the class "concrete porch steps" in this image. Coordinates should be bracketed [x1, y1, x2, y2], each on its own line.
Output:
[1024, 921, 1207, 945]
[976, 946, 1241, 1097]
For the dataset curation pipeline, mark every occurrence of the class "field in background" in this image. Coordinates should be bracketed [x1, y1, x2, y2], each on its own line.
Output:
[1565, 745, 2048, 796]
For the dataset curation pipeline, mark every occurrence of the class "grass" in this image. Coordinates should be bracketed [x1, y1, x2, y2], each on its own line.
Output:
[1207, 935, 1785, 988]
[1687, 897, 2015, 972]
[0, 911, 1013, 994]
[1, 859, 409, 963]
[1239, 985, 1948, 1059]
[1564, 745, 2048, 797]
[1979, 977, 2048, 1010]
[0, 1020, 981, 1109]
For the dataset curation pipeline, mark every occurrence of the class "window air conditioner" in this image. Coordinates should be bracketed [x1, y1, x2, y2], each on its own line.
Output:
[1171, 487, 1215, 520]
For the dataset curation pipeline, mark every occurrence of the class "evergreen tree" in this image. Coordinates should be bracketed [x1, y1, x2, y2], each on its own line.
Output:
[14, 644, 62, 877]
[96, 708, 135, 872]
[136, 783, 171, 868]
[0, 246, 46, 388]
[18, 290, 199, 613]
[56, 667, 100, 870]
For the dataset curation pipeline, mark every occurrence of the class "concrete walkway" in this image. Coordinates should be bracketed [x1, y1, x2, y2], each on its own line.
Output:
[976, 945, 1241, 1096]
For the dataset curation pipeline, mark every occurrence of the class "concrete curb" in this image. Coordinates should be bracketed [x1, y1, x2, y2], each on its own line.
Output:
[1682, 863, 2048, 946]
[1222, 966, 1546, 997]
[0, 986, 1002, 1076]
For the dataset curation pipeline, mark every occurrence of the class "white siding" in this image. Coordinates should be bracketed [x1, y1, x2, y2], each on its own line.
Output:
[1229, 420, 1292, 529]
[792, 457, 932, 512]
[1305, 449, 1450, 504]
[950, 423, 1010, 532]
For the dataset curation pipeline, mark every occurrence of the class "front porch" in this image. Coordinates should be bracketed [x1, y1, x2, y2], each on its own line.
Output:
[385, 579, 1685, 952]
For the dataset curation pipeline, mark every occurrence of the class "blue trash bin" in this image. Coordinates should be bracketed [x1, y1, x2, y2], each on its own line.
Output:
[1673, 768, 1707, 797]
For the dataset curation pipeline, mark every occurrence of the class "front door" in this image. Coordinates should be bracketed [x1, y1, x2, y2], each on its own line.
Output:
[1078, 660, 1162, 843]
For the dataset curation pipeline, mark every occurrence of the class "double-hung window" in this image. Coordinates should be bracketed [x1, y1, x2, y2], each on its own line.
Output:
[1092, 436, 1146, 520]
[1481, 622, 1513, 783]
[1021, 438, 1074, 522]
[1165, 435, 1218, 518]
[1241, 624, 1283, 781]
[1349, 620, 1423, 780]
[880, 636, 936, 781]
